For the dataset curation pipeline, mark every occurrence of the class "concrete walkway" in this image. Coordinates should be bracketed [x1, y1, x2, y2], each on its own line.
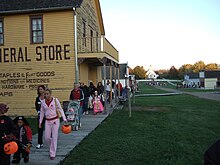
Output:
[19, 104, 116, 165]
[154, 86, 220, 102]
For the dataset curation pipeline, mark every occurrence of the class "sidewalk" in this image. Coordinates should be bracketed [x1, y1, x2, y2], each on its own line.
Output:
[19, 103, 117, 165]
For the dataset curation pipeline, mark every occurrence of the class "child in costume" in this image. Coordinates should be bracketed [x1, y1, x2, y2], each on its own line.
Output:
[93, 91, 104, 114]
[0, 103, 17, 165]
[12, 116, 32, 164]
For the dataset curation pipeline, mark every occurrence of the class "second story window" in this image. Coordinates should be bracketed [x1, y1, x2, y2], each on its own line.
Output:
[30, 16, 43, 44]
[0, 19, 4, 45]
[82, 20, 86, 46]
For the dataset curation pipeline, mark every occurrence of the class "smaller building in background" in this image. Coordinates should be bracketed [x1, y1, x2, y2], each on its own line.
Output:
[146, 66, 159, 80]
[184, 71, 220, 89]
[200, 71, 220, 89]
[184, 73, 200, 88]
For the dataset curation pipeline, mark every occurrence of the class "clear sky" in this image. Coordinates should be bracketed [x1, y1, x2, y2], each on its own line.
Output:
[100, 0, 220, 70]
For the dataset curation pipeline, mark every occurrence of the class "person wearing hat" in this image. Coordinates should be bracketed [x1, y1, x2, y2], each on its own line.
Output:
[12, 116, 32, 164]
[0, 103, 17, 165]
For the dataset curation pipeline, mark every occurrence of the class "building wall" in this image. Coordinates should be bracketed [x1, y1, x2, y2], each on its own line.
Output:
[0, 11, 76, 116]
[204, 78, 217, 89]
[79, 62, 89, 84]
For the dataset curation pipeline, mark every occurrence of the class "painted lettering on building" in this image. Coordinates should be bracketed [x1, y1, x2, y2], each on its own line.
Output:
[0, 44, 71, 63]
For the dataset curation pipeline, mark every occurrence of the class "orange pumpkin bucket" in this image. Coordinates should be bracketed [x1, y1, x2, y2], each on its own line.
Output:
[4, 141, 18, 155]
[61, 124, 72, 134]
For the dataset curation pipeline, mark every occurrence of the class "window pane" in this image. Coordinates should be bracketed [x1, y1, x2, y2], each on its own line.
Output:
[31, 17, 43, 43]
[0, 22, 2, 33]
[0, 34, 3, 44]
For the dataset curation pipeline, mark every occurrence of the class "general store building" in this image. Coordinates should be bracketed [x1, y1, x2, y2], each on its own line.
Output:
[0, 0, 119, 115]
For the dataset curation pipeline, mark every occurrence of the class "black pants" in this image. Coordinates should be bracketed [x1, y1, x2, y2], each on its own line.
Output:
[0, 150, 10, 165]
[38, 115, 45, 145]
[13, 144, 29, 160]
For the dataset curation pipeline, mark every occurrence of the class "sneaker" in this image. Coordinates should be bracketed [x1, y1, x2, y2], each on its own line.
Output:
[50, 157, 55, 160]
[85, 111, 89, 115]
[24, 157, 29, 163]
[36, 144, 43, 149]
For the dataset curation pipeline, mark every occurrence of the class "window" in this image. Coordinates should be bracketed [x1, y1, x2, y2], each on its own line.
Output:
[90, 29, 93, 52]
[30, 16, 43, 44]
[0, 19, 4, 45]
[82, 20, 86, 46]
[96, 32, 99, 52]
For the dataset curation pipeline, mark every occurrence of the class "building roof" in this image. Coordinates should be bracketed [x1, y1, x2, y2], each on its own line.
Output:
[204, 71, 220, 78]
[187, 73, 199, 79]
[0, 0, 83, 14]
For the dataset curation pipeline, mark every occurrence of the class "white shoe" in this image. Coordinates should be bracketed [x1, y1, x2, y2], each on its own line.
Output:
[36, 144, 43, 149]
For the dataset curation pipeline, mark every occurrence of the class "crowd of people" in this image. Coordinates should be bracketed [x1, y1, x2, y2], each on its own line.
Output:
[0, 80, 123, 164]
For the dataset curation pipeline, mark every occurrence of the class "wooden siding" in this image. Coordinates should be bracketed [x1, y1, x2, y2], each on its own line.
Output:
[0, 11, 75, 116]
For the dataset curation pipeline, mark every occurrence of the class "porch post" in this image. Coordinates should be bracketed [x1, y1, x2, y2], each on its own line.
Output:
[117, 64, 120, 97]
[114, 63, 117, 103]
[102, 57, 107, 113]
[110, 61, 113, 108]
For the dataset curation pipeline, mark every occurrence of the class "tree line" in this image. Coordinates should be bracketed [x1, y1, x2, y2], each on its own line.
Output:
[129, 61, 219, 79]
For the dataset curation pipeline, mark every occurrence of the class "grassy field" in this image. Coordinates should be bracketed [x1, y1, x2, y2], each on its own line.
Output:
[61, 85, 220, 165]
[138, 82, 170, 94]
[163, 82, 220, 93]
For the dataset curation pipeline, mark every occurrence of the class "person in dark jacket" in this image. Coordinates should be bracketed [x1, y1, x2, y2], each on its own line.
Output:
[35, 85, 45, 149]
[12, 116, 32, 164]
[89, 82, 96, 96]
[80, 82, 90, 115]
[97, 82, 104, 95]
[0, 103, 17, 165]
[204, 139, 220, 165]
[97, 82, 105, 106]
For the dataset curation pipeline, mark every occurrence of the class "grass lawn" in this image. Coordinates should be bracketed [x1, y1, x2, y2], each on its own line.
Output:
[62, 86, 220, 165]
[138, 82, 170, 94]
[163, 83, 220, 93]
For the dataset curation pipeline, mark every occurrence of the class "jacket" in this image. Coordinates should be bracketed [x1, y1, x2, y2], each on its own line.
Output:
[40, 97, 67, 124]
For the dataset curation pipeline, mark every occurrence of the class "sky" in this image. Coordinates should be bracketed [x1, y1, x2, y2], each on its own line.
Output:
[100, 0, 220, 70]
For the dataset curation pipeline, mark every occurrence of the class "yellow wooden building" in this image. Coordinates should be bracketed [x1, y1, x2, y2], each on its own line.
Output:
[0, 0, 119, 116]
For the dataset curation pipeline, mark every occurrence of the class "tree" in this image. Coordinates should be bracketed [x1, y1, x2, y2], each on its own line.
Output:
[178, 64, 193, 78]
[129, 68, 133, 75]
[156, 69, 169, 79]
[132, 66, 146, 79]
[192, 61, 205, 73]
[168, 66, 179, 79]
[205, 63, 218, 71]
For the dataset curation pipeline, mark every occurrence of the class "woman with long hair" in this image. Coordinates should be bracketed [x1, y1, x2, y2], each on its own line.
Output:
[35, 85, 45, 149]
[39, 88, 67, 160]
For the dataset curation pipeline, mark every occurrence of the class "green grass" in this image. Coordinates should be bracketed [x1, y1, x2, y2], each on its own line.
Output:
[163, 83, 220, 93]
[138, 82, 170, 94]
[61, 87, 220, 165]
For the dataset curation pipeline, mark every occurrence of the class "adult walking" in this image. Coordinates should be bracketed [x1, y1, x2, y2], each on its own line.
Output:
[80, 82, 90, 115]
[35, 85, 45, 149]
[69, 83, 84, 123]
[39, 88, 67, 160]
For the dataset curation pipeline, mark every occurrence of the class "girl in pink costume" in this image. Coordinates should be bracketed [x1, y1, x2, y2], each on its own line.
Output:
[39, 88, 67, 160]
[93, 91, 104, 114]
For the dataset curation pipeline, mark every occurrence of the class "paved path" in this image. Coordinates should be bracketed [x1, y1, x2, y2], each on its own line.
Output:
[154, 86, 220, 102]
[19, 104, 116, 165]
